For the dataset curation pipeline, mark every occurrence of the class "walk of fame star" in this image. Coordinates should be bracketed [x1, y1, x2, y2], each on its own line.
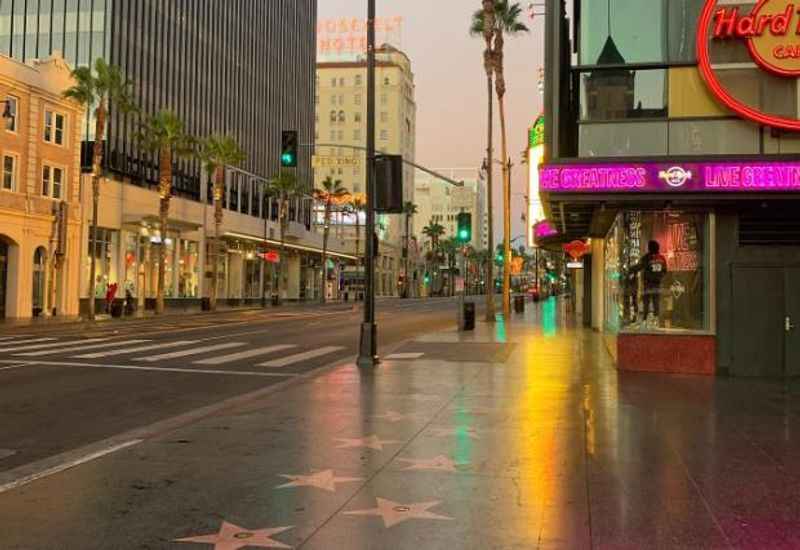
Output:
[427, 427, 480, 439]
[174, 521, 293, 549]
[397, 455, 463, 472]
[275, 469, 363, 492]
[334, 434, 402, 451]
[373, 411, 417, 423]
[344, 497, 454, 528]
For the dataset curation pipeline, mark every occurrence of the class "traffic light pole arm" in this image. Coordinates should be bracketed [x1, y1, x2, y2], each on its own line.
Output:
[304, 143, 464, 188]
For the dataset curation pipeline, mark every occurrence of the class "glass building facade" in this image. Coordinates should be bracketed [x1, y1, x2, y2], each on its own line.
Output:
[0, 0, 317, 205]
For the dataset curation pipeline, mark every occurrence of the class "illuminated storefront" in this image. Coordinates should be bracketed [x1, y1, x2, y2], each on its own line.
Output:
[541, 0, 800, 377]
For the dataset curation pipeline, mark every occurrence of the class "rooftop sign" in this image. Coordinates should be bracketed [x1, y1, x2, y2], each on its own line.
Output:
[540, 161, 800, 193]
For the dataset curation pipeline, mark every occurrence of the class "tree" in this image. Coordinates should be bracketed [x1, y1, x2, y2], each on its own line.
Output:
[267, 171, 304, 304]
[136, 111, 195, 314]
[472, 0, 529, 318]
[63, 58, 135, 320]
[313, 177, 349, 304]
[440, 237, 460, 297]
[346, 194, 367, 269]
[198, 135, 246, 311]
[422, 221, 446, 295]
[401, 201, 418, 298]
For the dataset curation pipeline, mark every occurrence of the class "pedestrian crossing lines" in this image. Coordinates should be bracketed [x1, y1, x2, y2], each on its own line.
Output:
[0, 334, 348, 371]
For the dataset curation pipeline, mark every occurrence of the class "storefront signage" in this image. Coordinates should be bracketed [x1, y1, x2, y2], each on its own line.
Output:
[259, 251, 280, 263]
[317, 16, 403, 58]
[541, 160, 800, 193]
[699, 0, 800, 129]
[563, 240, 590, 261]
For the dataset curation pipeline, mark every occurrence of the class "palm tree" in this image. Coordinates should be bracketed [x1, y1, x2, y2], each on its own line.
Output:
[402, 201, 418, 298]
[63, 58, 135, 320]
[136, 111, 195, 314]
[422, 221, 446, 295]
[346, 195, 367, 271]
[267, 171, 304, 304]
[472, 1, 529, 318]
[198, 135, 246, 311]
[440, 237, 460, 297]
[313, 176, 349, 304]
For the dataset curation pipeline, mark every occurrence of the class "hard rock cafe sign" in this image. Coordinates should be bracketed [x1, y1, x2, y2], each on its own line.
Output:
[699, 0, 800, 129]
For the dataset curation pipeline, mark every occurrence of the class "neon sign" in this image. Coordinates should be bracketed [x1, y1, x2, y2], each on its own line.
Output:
[699, 0, 800, 129]
[541, 160, 800, 192]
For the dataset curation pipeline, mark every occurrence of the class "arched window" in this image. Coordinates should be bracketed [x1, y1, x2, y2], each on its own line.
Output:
[338, 110, 345, 123]
[32, 247, 47, 316]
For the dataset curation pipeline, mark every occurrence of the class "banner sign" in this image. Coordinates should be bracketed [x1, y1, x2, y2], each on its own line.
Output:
[540, 160, 800, 193]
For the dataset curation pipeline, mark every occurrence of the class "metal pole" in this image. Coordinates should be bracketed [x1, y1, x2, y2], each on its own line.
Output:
[262, 190, 268, 308]
[358, 0, 378, 369]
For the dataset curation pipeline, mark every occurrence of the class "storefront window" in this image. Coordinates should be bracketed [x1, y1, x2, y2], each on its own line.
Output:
[124, 232, 139, 298]
[179, 240, 199, 298]
[579, 121, 668, 157]
[579, 0, 666, 66]
[245, 253, 261, 299]
[88, 227, 119, 298]
[605, 210, 709, 333]
[580, 68, 667, 121]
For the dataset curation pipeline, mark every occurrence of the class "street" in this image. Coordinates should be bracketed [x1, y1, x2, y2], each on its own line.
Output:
[0, 298, 472, 476]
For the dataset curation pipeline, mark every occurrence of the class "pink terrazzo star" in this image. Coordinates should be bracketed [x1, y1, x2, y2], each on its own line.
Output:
[344, 497, 454, 528]
[334, 434, 402, 451]
[174, 521, 293, 549]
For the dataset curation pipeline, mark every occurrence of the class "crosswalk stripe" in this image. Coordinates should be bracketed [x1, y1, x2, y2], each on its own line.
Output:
[15, 340, 150, 357]
[0, 338, 106, 353]
[135, 342, 245, 362]
[73, 340, 200, 359]
[0, 337, 56, 347]
[257, 346, 345, 368]
[192, 345, 297, 366]
[0, 336, 29, 342]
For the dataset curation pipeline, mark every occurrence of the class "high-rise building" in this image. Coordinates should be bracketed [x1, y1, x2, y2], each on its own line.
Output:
[314, 45, 417, 297]
[0, 1, 341, 313]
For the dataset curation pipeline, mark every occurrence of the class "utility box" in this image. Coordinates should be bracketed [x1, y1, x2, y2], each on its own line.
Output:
[375, 154, 403, 213]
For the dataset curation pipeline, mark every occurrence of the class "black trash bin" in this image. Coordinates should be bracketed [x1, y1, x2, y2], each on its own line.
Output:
[201, 297, 211, 311]
[110, 300, 124, 318]
[514, 295, 525, 313]
[271, 294, 280, 306]
[462, 302, 475, 331]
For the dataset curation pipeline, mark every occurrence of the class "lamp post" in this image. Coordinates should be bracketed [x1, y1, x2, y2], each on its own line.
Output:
[357, 0, 378, 369]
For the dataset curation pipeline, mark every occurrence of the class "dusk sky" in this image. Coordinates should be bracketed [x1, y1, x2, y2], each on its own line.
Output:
[318, 0, 546, 243]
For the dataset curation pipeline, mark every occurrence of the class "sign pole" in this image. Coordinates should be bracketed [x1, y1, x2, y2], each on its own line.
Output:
[357, 0, 379, 369]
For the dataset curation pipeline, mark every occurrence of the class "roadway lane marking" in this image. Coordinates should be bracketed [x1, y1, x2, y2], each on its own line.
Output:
[0, 335, 30, 341]
[73, 340, 199, 359]
[0, 363, 32, 372]
[0, 359, 300, 377]
[258, 346, 345, 368]
[14, 339, 150, 357]
[0, 449, 16, 460]
[192, 344, 297, 366]
[136, 342, 245, 362]
[0, 338, 60, 352]
[385, 353, 425, 360]
[0, 439, 142, 496]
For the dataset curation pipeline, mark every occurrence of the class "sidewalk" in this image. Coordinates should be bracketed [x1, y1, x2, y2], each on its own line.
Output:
[2, 298, 800, 548]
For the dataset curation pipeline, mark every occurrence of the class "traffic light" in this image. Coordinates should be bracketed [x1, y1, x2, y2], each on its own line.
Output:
[375, 154, 403, 213]
[456, 212, 472, 243]
[424, 272, 431, 285]
[281, 130, 298, 168]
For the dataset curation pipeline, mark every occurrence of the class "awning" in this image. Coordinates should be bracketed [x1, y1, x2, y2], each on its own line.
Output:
[122, 215, 203, 232]
[223, 231, 358, 261]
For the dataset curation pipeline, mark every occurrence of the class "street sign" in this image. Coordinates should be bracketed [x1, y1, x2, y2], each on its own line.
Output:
[450, 187, 473, 209]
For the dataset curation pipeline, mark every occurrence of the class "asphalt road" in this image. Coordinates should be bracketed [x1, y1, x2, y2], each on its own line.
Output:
[0, 297, 485, 474]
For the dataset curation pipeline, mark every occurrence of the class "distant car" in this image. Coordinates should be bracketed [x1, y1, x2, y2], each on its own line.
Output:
[527, 286, 541, 302]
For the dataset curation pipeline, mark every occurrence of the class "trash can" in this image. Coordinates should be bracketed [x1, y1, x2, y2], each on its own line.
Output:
[462, 302, 475, 331]
[514, 295, 525, 313]
[110, 300, 124, 318]
[271, 294, 280, 306]
[201, 297, 211, 311]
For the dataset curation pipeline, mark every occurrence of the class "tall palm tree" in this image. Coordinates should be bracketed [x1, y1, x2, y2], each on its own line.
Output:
[136, 111, 195, 314]
[313, 176, 349, 304]
[472, 1, 529, 318]
[440, 237, 460, 297]
[402, 201, 418, 298]
[198, 135, 246, 311]
[422, 221, 446, 295]
[346, 194, 367, 270]
[267, 171, 304, 304]
[63, 58, 135, 320]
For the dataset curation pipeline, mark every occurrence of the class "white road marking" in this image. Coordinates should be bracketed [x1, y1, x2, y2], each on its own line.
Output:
[0, 335, 30, 342]
[0, 359, 300, 378]
[136, 342, 245, 362]
[0, 338, 108, 353]
[192, 344, 297, 366]
[258, 346, 345, 368]
[0, 439, 142, 495]
[15, 339, 150, 357]
[0, 363, 32, 372]
[0, 449, 16, 460]
[0, 338, 60, 352]
[386, 353, 425, 360]
[73, 340, 199, 359]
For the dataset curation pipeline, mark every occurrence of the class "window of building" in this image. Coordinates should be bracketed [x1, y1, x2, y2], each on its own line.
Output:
[331, 78, 337, 87]
[339, 95, 344, 105]
[353, 129, 361, 140]
[579, 121, 668, 157]
[579, 68, 667, 121]
[88, 227, 120, 298]
[330, 110, 337, 122]
[2, 154, 17, 191]
[579, 0, 666, 65]
[179, 240, 200, 298]
[4, 96, 18, 132]
[355, 75, 363, 86]
[380, 94, 388, 105]
[339, 77, 345, 87]
[355, 94, 362, 105]
[380, 111, 388, 123]
[384, 77, 390, 86]
[43, 110, 66, 145]
[42, 165, 64, 199]
[380, 130, 388, 141]
[331, 95, 337, 106]
[604, 210, 710, 334]
[338, 110, 346, 122]
[355, 112, 362, 123]
[330, 130, 336, 141]
[338, 130, 344, 140]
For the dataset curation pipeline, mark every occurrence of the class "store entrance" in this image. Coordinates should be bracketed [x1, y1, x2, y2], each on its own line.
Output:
[733, 266, 800, 377]
[0, 241, 7, 319]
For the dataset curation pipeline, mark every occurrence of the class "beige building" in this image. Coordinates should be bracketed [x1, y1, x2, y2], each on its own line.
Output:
[0, 54, 83, 320]
[314, 45, 417, 297]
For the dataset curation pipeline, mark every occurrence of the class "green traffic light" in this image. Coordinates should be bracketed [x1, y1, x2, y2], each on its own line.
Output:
[281, 153, 296, 167]
[458, 229, 469, 241]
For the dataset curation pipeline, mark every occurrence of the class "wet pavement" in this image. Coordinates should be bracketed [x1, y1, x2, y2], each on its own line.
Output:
[2, 298, 800, 549]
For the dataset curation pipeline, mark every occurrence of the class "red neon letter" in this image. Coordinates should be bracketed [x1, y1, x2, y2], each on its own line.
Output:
[714, 7, 738, 37]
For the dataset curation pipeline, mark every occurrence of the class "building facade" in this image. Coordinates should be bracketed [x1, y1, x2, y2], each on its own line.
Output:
[0, 53, 82, 319]
[541, 0, 800, 377]
[0, 1, 340, 313]
[315, 45, 417, 297]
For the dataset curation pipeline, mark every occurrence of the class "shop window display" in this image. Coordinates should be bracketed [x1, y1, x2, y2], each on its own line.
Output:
[179, 240, 200, 298]
[606, 210, 708, 332]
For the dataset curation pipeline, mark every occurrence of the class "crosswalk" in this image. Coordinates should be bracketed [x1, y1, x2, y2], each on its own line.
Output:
[0, 334, 347, 371]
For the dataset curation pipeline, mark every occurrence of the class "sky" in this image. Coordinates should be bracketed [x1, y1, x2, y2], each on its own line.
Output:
[318, 0, 546, 245]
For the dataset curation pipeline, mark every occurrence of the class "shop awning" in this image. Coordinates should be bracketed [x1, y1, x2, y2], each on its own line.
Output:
[222, 232, 358, 261]
[122, 215, 203, 232]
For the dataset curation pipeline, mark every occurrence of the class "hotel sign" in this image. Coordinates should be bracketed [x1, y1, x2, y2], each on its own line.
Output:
[540, 161, 800, 193]
[699, 0, 800, 129]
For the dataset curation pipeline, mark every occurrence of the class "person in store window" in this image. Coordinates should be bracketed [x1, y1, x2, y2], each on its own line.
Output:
[631, 240, 668, 328]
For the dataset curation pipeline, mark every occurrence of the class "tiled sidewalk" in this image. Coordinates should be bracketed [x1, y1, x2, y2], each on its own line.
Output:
[3, 299, 800, 549]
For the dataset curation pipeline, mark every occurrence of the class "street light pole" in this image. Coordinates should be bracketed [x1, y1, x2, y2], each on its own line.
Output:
[357, 0, 378, 369]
